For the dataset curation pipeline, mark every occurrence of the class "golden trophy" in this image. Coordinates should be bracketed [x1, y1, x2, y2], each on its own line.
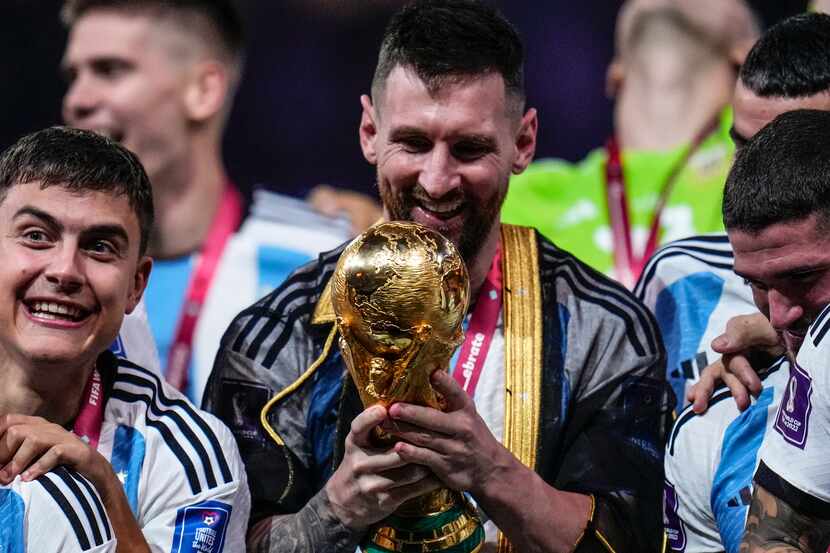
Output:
[331, 221, 485, 553]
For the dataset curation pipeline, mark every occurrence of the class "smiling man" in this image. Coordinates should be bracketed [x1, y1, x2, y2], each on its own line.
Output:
[0, 127, 249, 552]
[203, 2, 672, 552]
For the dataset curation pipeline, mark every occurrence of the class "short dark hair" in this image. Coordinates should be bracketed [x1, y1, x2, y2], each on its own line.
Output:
[61, 0, 245, 64]
[723, 109, 830, 233]
[371, 0, 525, 115]
[740, 13, 830, 98]
[0, 127, 154, 256]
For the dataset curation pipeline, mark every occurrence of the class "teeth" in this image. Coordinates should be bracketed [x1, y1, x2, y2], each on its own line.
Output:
[30, 301, 83, 320]
[421, 202, 463, 214]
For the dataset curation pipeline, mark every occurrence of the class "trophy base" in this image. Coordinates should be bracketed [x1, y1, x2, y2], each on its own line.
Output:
[362, 502, 485, 553]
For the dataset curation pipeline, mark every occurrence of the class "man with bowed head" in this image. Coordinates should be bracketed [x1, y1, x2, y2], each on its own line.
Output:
[203, 1, 673, 552]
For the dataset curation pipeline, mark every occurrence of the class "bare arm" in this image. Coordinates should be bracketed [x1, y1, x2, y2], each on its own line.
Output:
[741, 484, 830, 553]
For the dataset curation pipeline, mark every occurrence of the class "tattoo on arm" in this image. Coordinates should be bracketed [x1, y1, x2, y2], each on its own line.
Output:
[246, 489, 361, 553]
[740, 484, 830, 553]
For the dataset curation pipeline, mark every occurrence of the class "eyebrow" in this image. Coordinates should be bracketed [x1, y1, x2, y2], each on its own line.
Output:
[735, 264, 828, 283]
[388, 126, 498, 147]
[14, 205, 130, 246]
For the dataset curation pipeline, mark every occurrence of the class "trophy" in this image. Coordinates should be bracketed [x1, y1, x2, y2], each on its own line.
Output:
[331, 221, 485, 553]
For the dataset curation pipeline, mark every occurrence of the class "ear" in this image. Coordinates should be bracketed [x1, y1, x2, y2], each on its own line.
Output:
[605, 59, 624, 99]
[183, 61, 228, 123]
[125, 256, 153, 315]
[359, 94, 379, 165]
[511, 108, 538, 175]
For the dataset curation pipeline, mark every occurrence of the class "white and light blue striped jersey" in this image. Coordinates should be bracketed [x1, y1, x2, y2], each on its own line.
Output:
[96, 351, 250, 553]
[1, 467, 114, 552]
[663, 358, 788, 553]
[635, 233, 756, 406]
[757, 304, 830, 516]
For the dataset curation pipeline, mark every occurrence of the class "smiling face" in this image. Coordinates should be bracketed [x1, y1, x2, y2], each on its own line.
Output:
[0, 182, 151, 371]
[61, 10, 192, 183]
[359, 66, 537, 265]
[730, 215, 830, 351]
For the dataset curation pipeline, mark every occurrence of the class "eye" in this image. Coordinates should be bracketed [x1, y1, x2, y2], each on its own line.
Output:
[452, 141, 492, 161]
[394, 135, 432, 154]
[91, 58, 132, 81]
[20, 228, 53, 246]
[86, 239, 117, 257]
[742, 277, 768, 292]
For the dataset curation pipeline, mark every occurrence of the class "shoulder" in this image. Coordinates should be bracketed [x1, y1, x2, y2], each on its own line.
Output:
[635, 233, 735, 298]
[537, 234, 661, 360]
[219, 244, 346, 366]
[106, 356, 240, 497]
[29, 467, 113, 551]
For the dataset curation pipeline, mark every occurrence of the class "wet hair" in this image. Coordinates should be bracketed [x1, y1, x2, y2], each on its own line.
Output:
[0, 126, 154, 256]
[723, 109, 830, 233]
[61, 0, 245, 65]
[740, 13, 830, 98]
[371, 0, 525, 116]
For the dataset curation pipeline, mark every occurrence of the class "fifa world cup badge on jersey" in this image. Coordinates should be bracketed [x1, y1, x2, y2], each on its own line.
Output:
[774, 363, 813, 449]
[663, 480, 687, 552]
[171, 500, 232, 553]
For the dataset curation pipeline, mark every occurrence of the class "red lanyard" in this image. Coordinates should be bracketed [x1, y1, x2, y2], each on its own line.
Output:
[73, 368, 105, 449]
[453, 245, 502, 399]
[165, 184, 242, 391]
[604, 119, 719, 288]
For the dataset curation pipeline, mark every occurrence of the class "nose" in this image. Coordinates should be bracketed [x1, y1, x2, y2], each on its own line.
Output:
[62, 72, 100, 125]
[419, 146, 461, 199]
[767, 288, 804, 332]
[45, 245, 85, 293]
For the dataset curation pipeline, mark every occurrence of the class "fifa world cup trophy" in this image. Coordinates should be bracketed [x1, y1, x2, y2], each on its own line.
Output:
[331, 221, 485, 553]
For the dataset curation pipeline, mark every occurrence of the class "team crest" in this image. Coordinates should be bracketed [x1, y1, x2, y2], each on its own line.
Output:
[774, 362, 813, 449]
[171, 500, 232, 553]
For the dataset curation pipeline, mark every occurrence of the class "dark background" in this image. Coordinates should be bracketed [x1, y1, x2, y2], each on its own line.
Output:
[2, 1, 807, 203]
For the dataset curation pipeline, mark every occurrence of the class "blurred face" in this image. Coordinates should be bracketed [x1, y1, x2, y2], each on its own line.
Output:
[731, 80, 830, 149]
[0, 182, 151, 371]
[730, 215, 830, 352]
[62, 11, 191, 182]
[360, 67, 536, 264]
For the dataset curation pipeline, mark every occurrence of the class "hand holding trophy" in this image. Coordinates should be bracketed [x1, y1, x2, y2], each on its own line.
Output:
[331, 221, 485, 553]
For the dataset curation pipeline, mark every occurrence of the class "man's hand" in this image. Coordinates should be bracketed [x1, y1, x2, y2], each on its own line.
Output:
[0, 414, 109, 485]
[324, 405, 441, 531]
[688, 313, 783, 414]
[386, 370, 512, 496]
[306, 185, 383, 236]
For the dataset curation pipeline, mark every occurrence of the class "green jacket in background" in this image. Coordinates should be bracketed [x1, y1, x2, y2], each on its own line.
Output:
[502, 109, 734, 278]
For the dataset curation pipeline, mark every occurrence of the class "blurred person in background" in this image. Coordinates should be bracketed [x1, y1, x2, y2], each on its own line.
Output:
[501, 0, 759, 287]
[60, 0, 350, 403]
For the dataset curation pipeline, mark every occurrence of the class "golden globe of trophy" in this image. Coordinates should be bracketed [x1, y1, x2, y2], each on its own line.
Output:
[331, 221, 485, 553]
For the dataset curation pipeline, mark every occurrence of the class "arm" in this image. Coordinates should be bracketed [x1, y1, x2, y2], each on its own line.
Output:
[0, 414, 150, 553]
[741, 484, 830, 553]
[246, 405, 441, 553]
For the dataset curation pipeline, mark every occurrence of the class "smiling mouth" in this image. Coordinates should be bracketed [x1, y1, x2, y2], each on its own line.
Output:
[416, 201, 465, 220]
[25, 300, 91, 323]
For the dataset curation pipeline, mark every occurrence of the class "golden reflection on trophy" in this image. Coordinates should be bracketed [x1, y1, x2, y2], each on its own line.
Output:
[331, 221, 484, 552]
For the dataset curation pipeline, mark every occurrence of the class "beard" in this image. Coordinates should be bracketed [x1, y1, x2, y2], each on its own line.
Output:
[378, 181, 505, 265]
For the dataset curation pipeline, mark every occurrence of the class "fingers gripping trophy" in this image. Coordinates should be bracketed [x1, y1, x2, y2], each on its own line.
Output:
[331, 221, 485, 553]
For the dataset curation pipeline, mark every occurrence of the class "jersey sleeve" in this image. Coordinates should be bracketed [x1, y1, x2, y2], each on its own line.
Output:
[756, 307, 830, 516]
[27, 469, 117, 552]
[138, 411, 251, 553]
[664, 406, 728, 553]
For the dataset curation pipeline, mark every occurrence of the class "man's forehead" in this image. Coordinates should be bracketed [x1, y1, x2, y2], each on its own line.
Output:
[733, 81, 830, 137]
[4, 182, 137, 227]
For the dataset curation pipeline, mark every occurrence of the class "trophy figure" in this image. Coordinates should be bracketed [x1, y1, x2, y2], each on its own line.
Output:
[331, 221, 485, 553]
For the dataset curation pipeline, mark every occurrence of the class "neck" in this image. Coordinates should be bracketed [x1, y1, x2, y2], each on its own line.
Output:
[0, 353, 94, 426]
[148, 139, 228, 259]
[467, 220, 501, 303]
[615, 55, 733, 151]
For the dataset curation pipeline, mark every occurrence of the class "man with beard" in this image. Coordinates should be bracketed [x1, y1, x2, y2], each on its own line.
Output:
[202, 1, 672, 552]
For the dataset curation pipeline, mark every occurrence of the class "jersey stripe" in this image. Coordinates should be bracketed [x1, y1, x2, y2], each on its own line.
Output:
[53, 467, 104, 546]
[809, 304, 830, 346]
[37, 472, 91, 550]
[636, 237, 735, 299]
[541, 241, 659, 356]
[69, 471, 112, 541]
[112, 361, 233, 490]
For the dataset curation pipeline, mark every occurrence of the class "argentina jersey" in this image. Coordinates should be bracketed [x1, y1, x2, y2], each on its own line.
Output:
[664, 358, 788, 553]
[95, 351, 250, 553]
[1, 468, 114, 552]
[635, 233, 756, 406]
[757, 304, 830, 515]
